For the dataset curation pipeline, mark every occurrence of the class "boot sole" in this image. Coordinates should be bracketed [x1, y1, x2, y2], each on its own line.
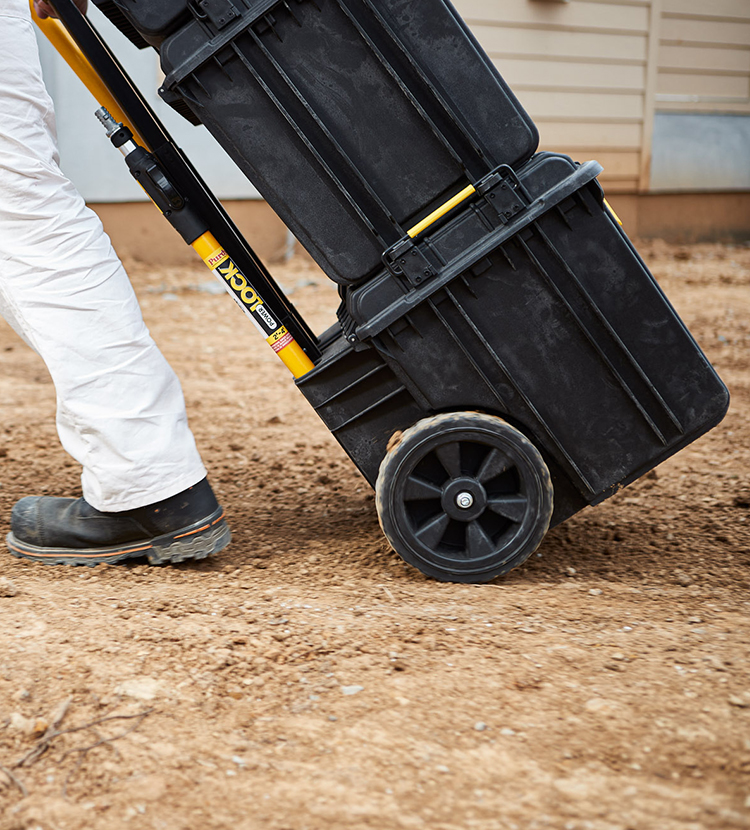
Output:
[5, 507, 231, 566]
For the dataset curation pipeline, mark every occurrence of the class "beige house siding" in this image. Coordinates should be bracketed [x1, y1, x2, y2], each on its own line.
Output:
[657, 0, 750, 114]
[454, 0, 652, 193]
[453, 0, 750, 194]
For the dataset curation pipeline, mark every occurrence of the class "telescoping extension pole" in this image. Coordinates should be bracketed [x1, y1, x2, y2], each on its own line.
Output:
[31, 3, 315, 379]
[95, 109, 314, 377]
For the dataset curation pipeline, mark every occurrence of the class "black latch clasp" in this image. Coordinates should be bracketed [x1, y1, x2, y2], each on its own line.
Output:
[194, 0, 240, 29]
[383, 238, 437, 287]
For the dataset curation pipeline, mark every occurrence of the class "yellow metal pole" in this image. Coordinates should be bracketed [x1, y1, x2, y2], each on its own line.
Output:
[29, 1, 149, 148]
[192, 233, 314, 378]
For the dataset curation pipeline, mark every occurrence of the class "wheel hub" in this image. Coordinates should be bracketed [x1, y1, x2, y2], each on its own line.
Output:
[441, 478, 487, 521]
[456, 492, 474, 509]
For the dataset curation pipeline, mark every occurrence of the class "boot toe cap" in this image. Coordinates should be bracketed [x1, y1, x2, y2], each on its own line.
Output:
[10, 497, 43, 544]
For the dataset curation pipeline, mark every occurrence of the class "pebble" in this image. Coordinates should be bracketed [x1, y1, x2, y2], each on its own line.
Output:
[341, 685, 364, 696]
[585, 697, 620, 714]
[588, 588, 603, 596]
[565, 568, 577, 576]
[0, 577, 18, 597]
[115, 677, 163, 701]
[500, 728, 516, 736]
[474, 722, 488, 732]
[729, 694, 750, 709]
[328, 716, 338, 722]
[8, 712, 38, 734]
[675, 573, 693, 587]
[436, 765, 450, 774]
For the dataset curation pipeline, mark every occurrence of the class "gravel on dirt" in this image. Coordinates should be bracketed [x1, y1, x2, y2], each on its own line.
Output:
[1, 242, 749, 829]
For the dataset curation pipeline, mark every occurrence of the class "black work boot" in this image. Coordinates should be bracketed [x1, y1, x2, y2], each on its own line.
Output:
[6, 478, 230, 566]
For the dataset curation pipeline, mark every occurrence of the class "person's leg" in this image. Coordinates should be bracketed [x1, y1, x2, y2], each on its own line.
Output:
[0, 2, 229, 563]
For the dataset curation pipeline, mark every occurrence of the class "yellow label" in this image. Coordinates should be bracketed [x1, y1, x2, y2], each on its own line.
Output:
[266, 326, 289, 344]
[196, 241, 229, 270]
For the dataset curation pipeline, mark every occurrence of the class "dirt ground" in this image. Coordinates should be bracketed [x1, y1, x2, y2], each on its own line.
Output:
[1, 239, 749, 830]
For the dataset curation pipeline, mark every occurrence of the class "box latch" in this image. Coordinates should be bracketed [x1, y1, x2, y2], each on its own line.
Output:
[195, 0, 240, 29]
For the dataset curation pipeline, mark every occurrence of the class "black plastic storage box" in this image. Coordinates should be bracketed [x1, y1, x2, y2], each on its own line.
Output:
[95, 0, 539, 284]
[295, 153, 728, 580]
[91, 0, 729, 582]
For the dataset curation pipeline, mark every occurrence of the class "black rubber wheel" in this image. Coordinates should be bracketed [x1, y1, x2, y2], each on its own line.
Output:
[376, 412, 554, 583]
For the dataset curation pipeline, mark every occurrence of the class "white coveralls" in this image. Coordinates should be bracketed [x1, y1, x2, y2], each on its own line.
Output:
[0, 0, 207, 511]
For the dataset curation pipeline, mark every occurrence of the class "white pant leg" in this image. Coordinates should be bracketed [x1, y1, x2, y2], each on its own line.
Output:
[0, 2, 207, 511]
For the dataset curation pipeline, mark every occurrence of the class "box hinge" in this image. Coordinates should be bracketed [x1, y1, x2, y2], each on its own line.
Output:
[194, 0, 240, 30]
[383, 238, 438, 287]
[477, 166, 528, 224]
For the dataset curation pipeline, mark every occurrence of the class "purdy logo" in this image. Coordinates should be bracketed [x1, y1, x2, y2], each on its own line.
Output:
[208, 250, 228, 268]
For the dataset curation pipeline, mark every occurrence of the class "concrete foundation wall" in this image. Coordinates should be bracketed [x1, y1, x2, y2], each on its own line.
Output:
[651, 114, 750, 192]
[608, 192, 750, 243]
[92, 201, 294, 266]
[92, 192, 750, 268]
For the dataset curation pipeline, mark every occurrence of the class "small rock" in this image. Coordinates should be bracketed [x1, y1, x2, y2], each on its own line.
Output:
[115, 677, 162, 701]
[0, 577, 18, 597]
[729, 694, 750, 709]
[565, 567, 577, 576]
[589, 588, 603, 596]
[500, 728, 516, 736]
[703, 656, 727, 672]
[687, 616, 703, 624]
[328, 716, 338, 722]
[341, 685, 364, 696]
[675, 573, 693, 587]
[611, 653, 626, 662]
[8, 712, 35, 734]
[436, 765, 450, 774]
[474, 722, 488, 732]
[584, 697, 620, 714]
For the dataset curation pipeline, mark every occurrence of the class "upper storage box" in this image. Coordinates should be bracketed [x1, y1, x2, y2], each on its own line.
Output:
[96, 0, 539, 284]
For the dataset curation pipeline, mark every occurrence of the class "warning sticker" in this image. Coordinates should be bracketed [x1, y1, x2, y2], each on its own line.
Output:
[267, 326, 289, 344]
[269, 331, 294, 353]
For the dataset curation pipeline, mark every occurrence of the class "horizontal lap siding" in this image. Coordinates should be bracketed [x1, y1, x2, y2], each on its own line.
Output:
[657, 2, 750, 113]
[455, 0, 651, 193]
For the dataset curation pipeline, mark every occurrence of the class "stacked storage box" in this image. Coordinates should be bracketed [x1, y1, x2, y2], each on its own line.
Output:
[95, 0, 728, 582]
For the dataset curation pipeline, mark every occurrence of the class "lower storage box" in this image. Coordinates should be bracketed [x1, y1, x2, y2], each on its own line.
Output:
[297, 153, 729, 535]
